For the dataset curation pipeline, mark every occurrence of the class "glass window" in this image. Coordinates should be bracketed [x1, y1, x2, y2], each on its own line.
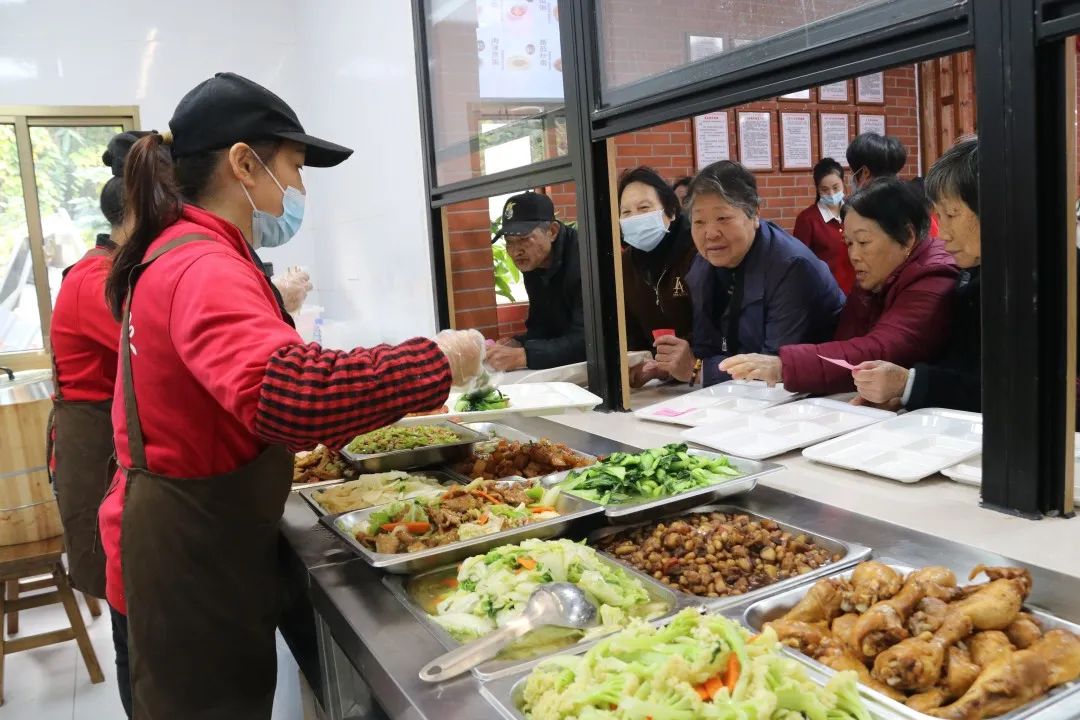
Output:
[0, 123, 43, 353]
[598, 0, 961, 99]
[29, 125, 122, 307]
[427, 0, 567, 186]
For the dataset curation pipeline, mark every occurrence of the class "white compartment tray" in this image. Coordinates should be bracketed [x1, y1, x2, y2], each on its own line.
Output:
[395, 382, 602, 426]
[633, 381, 804, 427]
[802, 407, 982, 483]
[681, 398, 895, 460]
[942, 431, 1080, 506]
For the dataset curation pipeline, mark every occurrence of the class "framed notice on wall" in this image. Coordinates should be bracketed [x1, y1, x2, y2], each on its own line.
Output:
[819, 113, 851, 167]
[780, 89, 812, 101]
[818, 81, 849, 103]
[693, 111, 730, 169]
[856, 72, 885, 104]
[858, 113, 887, 136]
[780, 112, 813, 170]
[688, 35, 725, 62]
[738, 111, 773, 170]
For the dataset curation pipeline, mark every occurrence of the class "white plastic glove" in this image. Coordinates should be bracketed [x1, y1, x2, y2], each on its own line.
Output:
[271, 266, 313, 315]
[434, 329, 486, 388]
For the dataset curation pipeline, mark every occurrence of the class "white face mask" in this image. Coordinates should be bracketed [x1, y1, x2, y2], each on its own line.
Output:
[619, 209, 669, 252]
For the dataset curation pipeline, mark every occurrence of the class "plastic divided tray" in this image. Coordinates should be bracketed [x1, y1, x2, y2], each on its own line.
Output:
[740, 562, 1080, 720]
[383, 552, 681, 682]
[633, 381, 805, 427]
[942, 431, 1080, 507]
[802, 408, 982, 483]
[682, 398, 895, 461]
[395, 382, 602, 426]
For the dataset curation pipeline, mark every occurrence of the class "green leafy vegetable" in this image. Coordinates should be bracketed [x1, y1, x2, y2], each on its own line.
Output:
[454, 387, 511, 412]
[560, 444, 742, 505]
[346, 425, 460, 455]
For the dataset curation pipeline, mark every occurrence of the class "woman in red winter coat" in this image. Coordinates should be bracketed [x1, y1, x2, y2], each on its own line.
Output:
[792, 157, 854, 294]
[720, 177, 958, 394]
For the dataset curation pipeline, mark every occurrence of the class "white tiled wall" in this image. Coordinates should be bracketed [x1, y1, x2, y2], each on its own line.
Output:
[0, 0, 437, 347]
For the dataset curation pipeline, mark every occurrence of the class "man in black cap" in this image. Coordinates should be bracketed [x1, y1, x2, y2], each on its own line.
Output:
[486, 191, 586, 370]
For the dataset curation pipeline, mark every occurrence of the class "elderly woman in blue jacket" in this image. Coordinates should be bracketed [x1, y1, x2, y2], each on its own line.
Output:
[652, 160, 845, 387]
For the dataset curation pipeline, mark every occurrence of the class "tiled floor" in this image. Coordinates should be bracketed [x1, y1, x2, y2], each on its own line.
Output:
[2, 595, 123, 719]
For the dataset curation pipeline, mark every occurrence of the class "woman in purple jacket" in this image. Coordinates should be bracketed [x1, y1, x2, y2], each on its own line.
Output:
[652, 161, 845, 387]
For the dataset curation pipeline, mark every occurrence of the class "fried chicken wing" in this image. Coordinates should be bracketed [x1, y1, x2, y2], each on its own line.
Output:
[1004, 613, 1043, 650]
[765, 618, 830, 657]
[928, 650, 1050, 719]
[1031, 629, 1080, 687]
[842, 561, 903, 613]
[907, 688, 950, 712]
[780, 577, 847, 624]
[910, 597, 950, 637]
[945, 645, 982, 699]
[968, 631, 1014, 668]
[908, 566, 963, 602]
[969, 565, 1032, 599]
[816, 641, 907, 703]
[948, 579, 1026, 631]
[850, 580, 924, 660]
[831, 612, 860, 650]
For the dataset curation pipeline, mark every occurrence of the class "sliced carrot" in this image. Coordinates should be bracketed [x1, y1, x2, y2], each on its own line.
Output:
[704, 674, 725, 699]
[472, 490, 502, 504]
[723, 654, 740, 692]
[476, 513, 490, 525]
[439, 577, 459, 588]
[694, 684, 711, 701]
[517, 556, 538, 570]
[380, 521, 431, 534]
[529, 506, 557, 513]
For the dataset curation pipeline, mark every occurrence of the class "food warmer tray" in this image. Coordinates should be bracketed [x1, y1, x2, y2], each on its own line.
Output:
[297, 470, 464, 517]
[633, 380, 805, 427]
[682, 398, 895, 461]
[740, 562, 1080, 720]
[382, 554, 681, 682]
[547, 449, 780, 523]
[318, 483, 604, 574]
[477, 613, 903, 720]
[587, 504, 870, 614]
[802, 408, 982, 483]
[339, 420, 487, 473]
[394, 382, 602, 426]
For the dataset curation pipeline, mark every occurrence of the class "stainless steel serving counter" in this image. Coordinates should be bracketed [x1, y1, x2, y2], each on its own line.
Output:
[278, 415, 1080, 720]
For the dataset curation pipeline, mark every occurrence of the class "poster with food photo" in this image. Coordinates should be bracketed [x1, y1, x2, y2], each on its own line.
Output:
[476, 0, 563, 100]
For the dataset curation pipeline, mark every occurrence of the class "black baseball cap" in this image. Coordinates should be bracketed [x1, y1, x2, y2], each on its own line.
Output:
[168, 72, 353, 167]
[493, 192, 556, 241]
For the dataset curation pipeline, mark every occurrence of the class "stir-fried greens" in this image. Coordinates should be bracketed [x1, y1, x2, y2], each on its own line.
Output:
[521, 608, 872, 720]
[560, 444, 742, 505]
[353, 479, 561, 554]
[345, 425, 461, 455]
[454, 386, 511, 412]
[423, 539, 669, 658]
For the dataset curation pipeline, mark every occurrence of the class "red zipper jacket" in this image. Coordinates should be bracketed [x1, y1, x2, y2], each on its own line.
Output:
[100, 205, 451, 613]
[779, 235, 959, 394]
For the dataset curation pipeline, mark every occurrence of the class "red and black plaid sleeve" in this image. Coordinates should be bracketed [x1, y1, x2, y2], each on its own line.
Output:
[254, 338, 451, 452]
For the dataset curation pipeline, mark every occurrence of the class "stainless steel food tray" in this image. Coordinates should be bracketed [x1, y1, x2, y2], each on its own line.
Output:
[741, 562, 1080, 720]
[298, 470, 463, 517]
[550, 449, 779, 523]
[477, 618, 901, 720]
[587, 504, 870, 614]
[454, 422, 597, 483]
[339, 420, 487, 473]
[383, 552, 681, 681]
[319, 484, 604, 574]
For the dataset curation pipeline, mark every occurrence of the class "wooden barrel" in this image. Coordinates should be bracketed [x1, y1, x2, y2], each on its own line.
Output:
[0, 370, 63, 546]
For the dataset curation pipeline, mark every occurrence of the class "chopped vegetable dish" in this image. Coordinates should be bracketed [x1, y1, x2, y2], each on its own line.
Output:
[454, 387, 511, 412]
[311, 471, 447, 514]
[345, 425, 461, 455]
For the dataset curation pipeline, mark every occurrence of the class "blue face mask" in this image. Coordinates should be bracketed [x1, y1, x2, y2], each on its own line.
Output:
[241, 154, 305, 248]
[821, 191, 844, 207]
[619, 209, 669, 252]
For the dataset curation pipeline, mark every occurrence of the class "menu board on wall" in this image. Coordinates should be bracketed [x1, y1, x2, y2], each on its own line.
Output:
[818, 81, 849, 102]
[693, 111, 730, 169]
[738, 112, 773, 170]
[781, 112, 812, 170]
[856, 72, 885, 104]
[688, 35, 725, 62]
[858, 113, 887, 136]
[476, 0, 563, 100]
[819, 113, 851, 167]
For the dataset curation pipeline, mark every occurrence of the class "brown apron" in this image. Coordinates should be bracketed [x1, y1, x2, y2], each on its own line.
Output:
[118, 235, 293, 720]
[48, 245, 115, 599]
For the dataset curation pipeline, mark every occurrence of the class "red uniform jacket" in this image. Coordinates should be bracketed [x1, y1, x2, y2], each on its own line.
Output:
[50, 238, 120, 402]
[779, 236, 959, 394]
[792, 202, 855, 296]
[100, 205, 451, 613]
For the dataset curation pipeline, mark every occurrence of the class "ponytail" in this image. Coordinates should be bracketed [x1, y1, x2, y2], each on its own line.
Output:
[105, 132, 182, 319]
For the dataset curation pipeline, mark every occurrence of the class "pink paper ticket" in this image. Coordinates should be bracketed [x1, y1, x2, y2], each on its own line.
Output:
[818, 355, 857, 371]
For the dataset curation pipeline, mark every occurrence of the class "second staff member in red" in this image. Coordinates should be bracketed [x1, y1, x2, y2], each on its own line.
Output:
[97, 72, 483, 719]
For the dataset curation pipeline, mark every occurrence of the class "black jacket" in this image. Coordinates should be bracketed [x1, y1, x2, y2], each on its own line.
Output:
[621, 214, 697, 352]
[515, 224, 586, 369]
[908, 269, 979, 411]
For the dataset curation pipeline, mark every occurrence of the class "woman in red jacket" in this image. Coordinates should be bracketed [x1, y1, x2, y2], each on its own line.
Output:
[720, 177, 958, 393]
[792, 157, 854, 294]
[97, 72, 482, 719]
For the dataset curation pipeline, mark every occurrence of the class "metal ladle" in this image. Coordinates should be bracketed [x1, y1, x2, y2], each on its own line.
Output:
[418, 583, 598, 683]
